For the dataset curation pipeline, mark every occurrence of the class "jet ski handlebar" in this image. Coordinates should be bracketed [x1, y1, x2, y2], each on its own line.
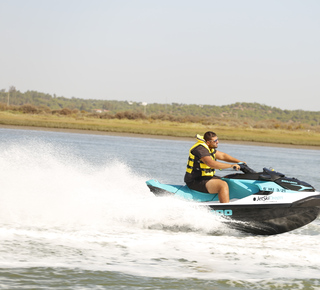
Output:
[233, 163, 257, 174]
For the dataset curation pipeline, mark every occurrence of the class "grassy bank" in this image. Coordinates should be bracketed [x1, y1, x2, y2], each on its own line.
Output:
[1, 111, 320, 147]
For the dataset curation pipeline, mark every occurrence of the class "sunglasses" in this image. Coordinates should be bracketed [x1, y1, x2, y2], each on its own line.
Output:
[209, 138, 219, 143]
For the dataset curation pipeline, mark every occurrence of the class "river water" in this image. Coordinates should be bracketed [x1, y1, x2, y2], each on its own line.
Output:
[0, 128, 320, 289]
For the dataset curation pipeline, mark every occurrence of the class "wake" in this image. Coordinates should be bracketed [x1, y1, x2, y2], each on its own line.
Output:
[0, 140, 232, 235]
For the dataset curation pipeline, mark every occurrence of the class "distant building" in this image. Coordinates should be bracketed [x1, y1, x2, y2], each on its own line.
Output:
[92, 109, 109, 113]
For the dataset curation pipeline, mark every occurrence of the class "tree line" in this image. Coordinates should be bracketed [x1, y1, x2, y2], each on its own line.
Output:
[0, 88, 319, 129]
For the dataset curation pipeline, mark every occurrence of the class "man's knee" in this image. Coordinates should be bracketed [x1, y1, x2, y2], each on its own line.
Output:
[220, 180, 228, 189]
[206, 178, 228, 193]
[214, 178, 227, 187]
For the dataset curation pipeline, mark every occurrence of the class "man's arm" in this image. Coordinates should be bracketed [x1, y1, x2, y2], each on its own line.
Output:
[201, 156, 239, 170]
[215, 151, 244, 163]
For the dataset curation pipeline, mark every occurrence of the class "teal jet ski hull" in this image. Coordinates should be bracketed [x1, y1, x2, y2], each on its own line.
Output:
[146, 165, 320, 235]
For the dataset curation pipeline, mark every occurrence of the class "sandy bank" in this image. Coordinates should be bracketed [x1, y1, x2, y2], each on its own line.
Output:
[1, 124, 320, 150]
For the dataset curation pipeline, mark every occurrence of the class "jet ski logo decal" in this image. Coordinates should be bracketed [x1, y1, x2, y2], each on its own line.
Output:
[254, 196, 270, 201]
[253, 196, 284, 202]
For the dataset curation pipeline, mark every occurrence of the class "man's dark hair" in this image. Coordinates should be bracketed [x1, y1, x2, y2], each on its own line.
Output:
[204, 131, 217, 142]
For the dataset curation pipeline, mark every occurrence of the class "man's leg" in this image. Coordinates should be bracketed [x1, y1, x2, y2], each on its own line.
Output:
[205, 178, 229, 203]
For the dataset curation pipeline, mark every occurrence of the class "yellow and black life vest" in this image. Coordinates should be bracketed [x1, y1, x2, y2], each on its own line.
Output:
[186, 134, 216, 177]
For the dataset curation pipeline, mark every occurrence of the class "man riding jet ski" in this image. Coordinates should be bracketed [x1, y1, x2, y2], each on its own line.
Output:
[146, 133, 320, 235]
[184, 132, 245, 203]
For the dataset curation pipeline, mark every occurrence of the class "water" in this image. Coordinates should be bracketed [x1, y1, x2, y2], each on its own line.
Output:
[0, 128, 320, 289]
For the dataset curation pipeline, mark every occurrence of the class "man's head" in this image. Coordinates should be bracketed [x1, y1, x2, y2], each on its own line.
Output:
[204, 131, 219, 149]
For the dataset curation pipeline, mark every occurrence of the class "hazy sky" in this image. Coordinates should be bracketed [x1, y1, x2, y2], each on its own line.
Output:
[1, 0, 319, 111]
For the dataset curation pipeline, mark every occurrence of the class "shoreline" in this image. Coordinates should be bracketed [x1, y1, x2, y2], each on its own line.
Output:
[1, 124, 320, 150]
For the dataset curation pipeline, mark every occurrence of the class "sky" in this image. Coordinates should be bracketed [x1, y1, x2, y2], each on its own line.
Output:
[1, 0, 319, 111]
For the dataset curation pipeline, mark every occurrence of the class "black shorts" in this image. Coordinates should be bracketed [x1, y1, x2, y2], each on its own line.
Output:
[186, 179, 210, 193]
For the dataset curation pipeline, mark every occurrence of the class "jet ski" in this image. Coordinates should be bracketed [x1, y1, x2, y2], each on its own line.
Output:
[146, 163, 320, 235]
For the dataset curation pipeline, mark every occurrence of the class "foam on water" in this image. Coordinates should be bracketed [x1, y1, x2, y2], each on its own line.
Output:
[1, 139, 320, 286]
[0, 140, 228, 233]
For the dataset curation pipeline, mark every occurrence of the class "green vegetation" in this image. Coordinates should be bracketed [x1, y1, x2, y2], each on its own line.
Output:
[1, 88, 319, 126]
[0, 88, 320, 147]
